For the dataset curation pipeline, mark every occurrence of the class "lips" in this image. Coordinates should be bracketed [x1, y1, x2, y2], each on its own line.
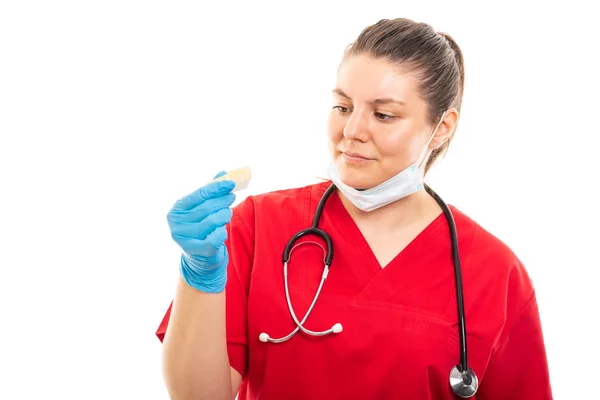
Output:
[341, 151, 371, 160]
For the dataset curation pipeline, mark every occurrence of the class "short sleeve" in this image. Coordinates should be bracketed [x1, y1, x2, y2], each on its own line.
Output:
[223, 197, 255, 379]
[155, 197, 256, 380]
[477, 292, 553, 398]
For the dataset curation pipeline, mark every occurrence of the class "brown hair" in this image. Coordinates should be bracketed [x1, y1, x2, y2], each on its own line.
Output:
[343, 18, 465, 174]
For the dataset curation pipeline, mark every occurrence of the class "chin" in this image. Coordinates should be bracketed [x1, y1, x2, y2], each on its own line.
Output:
[335, 161, 378, 190]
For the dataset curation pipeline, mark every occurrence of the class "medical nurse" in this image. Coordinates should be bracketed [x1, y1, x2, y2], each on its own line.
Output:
[156, 17, 553, 399]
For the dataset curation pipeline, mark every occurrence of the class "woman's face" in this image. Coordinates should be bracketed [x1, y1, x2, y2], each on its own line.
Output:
[327, 54, 453, 190]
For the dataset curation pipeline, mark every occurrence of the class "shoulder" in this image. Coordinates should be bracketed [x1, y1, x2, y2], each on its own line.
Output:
[231, 180, 331, 225]
[450, 205, 535, 314]
[451, 206, 523, 269]
[248, 180, 330, 208]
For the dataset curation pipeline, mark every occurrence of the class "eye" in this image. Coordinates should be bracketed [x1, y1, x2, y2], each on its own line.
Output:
[332, 106, 350, 114]
[375, 112, 395, 122]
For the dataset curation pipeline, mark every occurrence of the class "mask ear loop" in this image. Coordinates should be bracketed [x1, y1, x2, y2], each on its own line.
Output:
[416, 110, 448, 170]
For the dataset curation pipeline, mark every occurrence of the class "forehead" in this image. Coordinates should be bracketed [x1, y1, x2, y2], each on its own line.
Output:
[335, 54, 421, 103]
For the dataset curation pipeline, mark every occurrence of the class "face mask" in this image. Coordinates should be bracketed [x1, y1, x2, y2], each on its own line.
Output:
[327, 111, 447, 212]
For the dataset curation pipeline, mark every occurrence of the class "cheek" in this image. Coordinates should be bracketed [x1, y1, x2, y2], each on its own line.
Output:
[373, 132, 405, 156]
[374, 129, 420, 167]
[327, 115, 344, 141]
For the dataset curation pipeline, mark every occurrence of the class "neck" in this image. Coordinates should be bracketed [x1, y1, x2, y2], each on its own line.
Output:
[337, 188, 442, 231]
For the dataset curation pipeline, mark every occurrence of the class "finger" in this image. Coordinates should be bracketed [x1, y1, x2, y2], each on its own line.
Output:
[195, 208, 233, 239]
[168, 193, 236, 224]
[170, 208, 232, 240]
[174, 229, 228, 259]
[173, 179, 235, 211]
[214, 171, 227, 179]
[188, 193, 236, 223]
[204, 226, 228, 248]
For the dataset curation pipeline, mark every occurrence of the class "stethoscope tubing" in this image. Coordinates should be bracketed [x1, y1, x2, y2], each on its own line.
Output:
[263, 182, 477, 397]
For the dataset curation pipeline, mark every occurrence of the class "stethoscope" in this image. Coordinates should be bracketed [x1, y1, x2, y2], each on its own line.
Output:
[258, 183, 478, 398]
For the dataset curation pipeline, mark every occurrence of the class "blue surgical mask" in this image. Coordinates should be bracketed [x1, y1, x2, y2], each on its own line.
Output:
[327, 111, 447, 212]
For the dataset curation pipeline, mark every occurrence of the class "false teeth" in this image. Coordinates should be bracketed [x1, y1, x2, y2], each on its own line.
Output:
[211, 166, 252, 192]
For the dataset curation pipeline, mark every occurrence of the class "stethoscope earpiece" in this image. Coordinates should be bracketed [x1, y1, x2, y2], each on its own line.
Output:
[331, 323, 343, 333]
[258, 332, 270, 343]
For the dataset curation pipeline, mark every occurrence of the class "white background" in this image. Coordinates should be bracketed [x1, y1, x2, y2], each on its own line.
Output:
[1, 1, 598, 399]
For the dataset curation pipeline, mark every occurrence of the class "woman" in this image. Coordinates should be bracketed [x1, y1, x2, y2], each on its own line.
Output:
[156, 18, 552, 399]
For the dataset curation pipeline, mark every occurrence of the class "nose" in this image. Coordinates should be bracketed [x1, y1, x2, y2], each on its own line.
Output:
[343, 108, 370, 142]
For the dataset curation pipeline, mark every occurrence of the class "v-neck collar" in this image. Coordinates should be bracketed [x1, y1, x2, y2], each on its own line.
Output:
[326, 187, 447, 274]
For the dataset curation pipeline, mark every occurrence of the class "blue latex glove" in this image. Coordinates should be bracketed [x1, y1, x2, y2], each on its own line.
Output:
[167, 171, 236, 293]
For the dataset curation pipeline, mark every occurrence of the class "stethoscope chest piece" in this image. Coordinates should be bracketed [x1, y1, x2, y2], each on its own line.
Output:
[449, 365, 478, 398]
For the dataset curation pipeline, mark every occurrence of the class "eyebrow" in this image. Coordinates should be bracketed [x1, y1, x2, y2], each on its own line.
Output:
[332, 88, 406, 107]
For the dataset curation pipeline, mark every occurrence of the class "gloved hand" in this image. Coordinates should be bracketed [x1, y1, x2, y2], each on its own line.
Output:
[167, 171, 236, 293]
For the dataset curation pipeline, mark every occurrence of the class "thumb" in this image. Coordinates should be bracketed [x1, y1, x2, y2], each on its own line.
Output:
[213, 171, 228, 179]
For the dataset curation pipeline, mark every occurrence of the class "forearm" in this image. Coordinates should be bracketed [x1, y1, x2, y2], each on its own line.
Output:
[161, 275, 233, 400]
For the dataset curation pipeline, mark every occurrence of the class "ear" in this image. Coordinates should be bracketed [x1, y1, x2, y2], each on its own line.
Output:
[429, 108, 459, 149]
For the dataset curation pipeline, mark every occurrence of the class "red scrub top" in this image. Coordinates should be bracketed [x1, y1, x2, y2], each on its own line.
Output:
[156, 181, 552, 399]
